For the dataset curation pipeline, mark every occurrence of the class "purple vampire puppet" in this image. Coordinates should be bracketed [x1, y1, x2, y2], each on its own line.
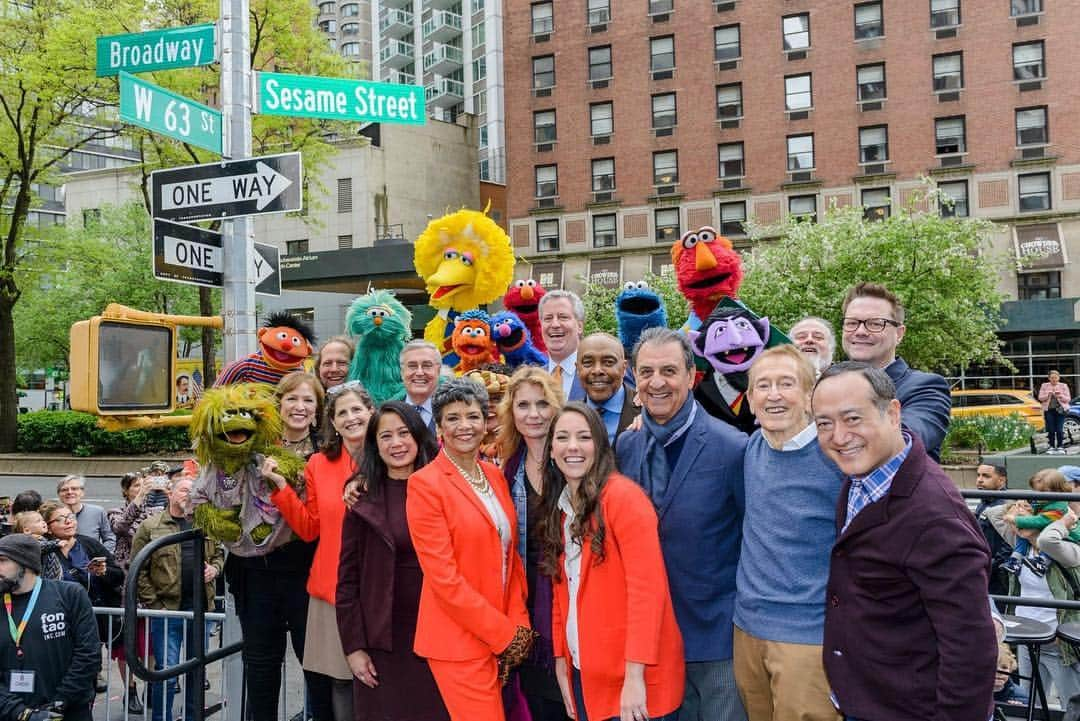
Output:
[688, 305, 770, 435]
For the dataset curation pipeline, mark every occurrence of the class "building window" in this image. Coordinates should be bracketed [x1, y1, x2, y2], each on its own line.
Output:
[718, 202, 746, 237]
[535, 165, 558, 198]
[653, 151, 678, 186]
[714, 25, 740, 62]
[592, 158, 615, 191]
[593, 214, 617, 248]
[862, 187, 891, 220]
[537, 219, 560, 252]
[472, 21, 485, 48]
[317, 1, 334, 14]
[473, 90, 487, 115]
[655, 208, 680, 242]
[854, 1, 883, 39]
[718, 142, 744, 178]
[716, 83, 742, 119]
[338, 234, 353, 249]
[785, 74, 812, 110]
[588, 45, 612, 80]
[1018, 271, 1060, 300]
[929, 0, 960, 27]
[534, 110, 556, 143]
[479, 125, 489, 148]
[859, 125, 888, 163]
[650, 36, 674, 72]
[286, 239, 309, 254]
[857, 63, 886, 102]
[787, 134, 814, 170]
[588, 0, 610, 24]
[1018, 172, 1051, 211]
[531, 2, 553, 34]
[938, 180, 968, 217]
[1016, 106, 1048, 146]
[789, 195, 817, 222]
[932, 52, 963, 91]
[340, 2, 358, 15]
[782, 13, 810, 51]
[341, 22, 359, 35]
[318, 19, 336, 33]
[341, 42, 361, 56]
[590, 102, 613, 136]
[533, 55, 555, 88]
[651, 93, 676, 128]
[649, 0, 673, 14]
[473, 56, 487, 80]
[479, 158, 490, 180]
[1013, 41, 1045, 81]
[935, 116, 965, 155]
[1011, 0, 1042, 16]
[337, 177, 352, 212]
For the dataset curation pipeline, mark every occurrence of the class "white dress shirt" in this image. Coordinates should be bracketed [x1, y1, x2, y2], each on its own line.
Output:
[558, 485, 584, 669]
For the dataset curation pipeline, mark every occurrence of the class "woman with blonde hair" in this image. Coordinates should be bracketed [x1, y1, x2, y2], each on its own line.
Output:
[275, 371, 324, 459]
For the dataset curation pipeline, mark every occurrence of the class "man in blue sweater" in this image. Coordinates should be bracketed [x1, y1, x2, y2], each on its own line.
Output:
[733, 345, 845, 721]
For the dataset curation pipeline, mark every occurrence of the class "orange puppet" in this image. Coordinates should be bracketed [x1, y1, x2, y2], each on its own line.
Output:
[214, 312, 315, 387]
[451, 310, 500, 375]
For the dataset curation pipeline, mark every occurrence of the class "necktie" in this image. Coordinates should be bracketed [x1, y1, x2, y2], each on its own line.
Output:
[551, 364, 563, 383]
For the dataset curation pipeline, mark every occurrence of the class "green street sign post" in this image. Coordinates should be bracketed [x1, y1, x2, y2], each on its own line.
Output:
[119, 72, 222, 154]
[97, 23, 216, 77]
[255, 71, 426, 125]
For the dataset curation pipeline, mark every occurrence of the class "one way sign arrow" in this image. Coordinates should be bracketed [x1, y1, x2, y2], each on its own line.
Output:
[151, 152, 303, 223]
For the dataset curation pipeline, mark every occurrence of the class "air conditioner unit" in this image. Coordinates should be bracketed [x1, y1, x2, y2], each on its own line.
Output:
[715, 60, 738, 71]
[536, 197, 557, 209]
[934, 27, 958, 39]
[859, 101, 883, 112]
[654, 127, 673, 137]
[652, 70, 674, 81]
[532, 87, 552, 98]
[651, 12, 670, 22]
[786, 50, 807, 61]
[714, 0, 735, 11]
[937, 91, 960, 103]
[789, 171, 812, 183]
[787, 110, 810, 121]
[588, 23, 607, 33]
[531, 33, 550, 43]
[940, 155, 964, 167]
[1018, 80, 1043, 92]
[593, 191, 613, 203]
[722, 178, 742, 190]
[1021, 146, 1045, 159]
[862, 163, 885, 175]
[535, 143, 554, 153]
[590, 79, 609, 89]
[592, 135, 611, 146]
[719, 118, 740, 129]
[656, 185, 677, 196]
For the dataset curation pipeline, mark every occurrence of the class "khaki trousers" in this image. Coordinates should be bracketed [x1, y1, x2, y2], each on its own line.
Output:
[732, 626, 841, 721]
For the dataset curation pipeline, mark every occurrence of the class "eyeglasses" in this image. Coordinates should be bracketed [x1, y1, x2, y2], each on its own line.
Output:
[49, 514, 76, 524]
[841, 317, 901, 334]
[326, 380, 363, 397]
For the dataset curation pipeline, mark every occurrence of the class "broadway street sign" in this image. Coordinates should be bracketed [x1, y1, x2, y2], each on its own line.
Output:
[97, 23, 216, 77]
[151, 152, 303, 223]
[255, 71, 425, 125]
[120, 72, 222, 154]
[153, 218, 223, 287]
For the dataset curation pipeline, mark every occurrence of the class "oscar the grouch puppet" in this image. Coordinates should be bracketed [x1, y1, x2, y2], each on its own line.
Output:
[188, 383, 306, 555]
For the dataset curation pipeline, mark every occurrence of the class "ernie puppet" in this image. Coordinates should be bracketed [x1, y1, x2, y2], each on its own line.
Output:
[214, 312, 314, 387]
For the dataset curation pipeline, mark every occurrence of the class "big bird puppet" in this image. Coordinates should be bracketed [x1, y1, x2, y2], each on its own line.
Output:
[189, 383, 306, 555]
[414, 208, 515, 366]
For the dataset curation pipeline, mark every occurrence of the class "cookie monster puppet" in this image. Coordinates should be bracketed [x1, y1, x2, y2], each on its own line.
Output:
[345, 289, 412, 403]
[615, 280, 668, 358]
[490, 310, 548, 370]
[414, 208, 516, 367]
[214, 312, 314, 387]
[188, 383, 306, 554]
[503, 279, 547, 354]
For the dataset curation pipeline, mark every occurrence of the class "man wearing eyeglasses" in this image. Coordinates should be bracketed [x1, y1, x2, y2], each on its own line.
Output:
[400, 340, 442, 434]
[840, 282, 951, 461]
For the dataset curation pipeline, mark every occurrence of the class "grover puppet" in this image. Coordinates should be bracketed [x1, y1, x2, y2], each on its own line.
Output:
[688, 306, 770, 435]
[214, 312, 315, 387]
[345, 289, 412, 403]
[503, 278, 547, 354]
[490, 310, 548, 369]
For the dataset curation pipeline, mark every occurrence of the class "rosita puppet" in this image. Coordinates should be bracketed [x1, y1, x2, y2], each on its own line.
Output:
[345, 289, 412, 403]
[414, 208, 515, 366]
[214, 312, 314, 387]
[451, 309, 501, 374]
[188, 383, 306, 554]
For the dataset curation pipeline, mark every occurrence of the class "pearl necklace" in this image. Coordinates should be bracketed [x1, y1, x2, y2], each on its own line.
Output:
[444, 451, 492, 495]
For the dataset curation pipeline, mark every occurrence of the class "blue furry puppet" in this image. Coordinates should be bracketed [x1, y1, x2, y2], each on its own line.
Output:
[615, 280, 668, 357]
[346, 289, 412, 403]
[490, 310, 548, 369]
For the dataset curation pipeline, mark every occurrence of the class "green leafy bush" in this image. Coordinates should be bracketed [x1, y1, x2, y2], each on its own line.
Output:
[942, 413, 1034, 454]
[17, 411, 191, 457]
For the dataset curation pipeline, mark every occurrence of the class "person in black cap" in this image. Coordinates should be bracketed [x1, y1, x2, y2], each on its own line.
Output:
[0, 534, 99, 721]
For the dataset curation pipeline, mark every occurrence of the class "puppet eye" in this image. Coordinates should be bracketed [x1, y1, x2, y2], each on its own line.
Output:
[473, 327, 487, 338]
[291, 336, 302, 347]
[734, 318, 752, 330]
[443, 249, 459, 261]
[698, 227, 717, 243]
[681, 232, 699, 250]
[460, 252, 474, 267]
[636, 281, 649, 290]
[276, 331, 289, 341]
[526, 279, 537, 287]
[623, 281, 636, 290]
[515, 280, 526, 288]
[238, 410, 252, 419]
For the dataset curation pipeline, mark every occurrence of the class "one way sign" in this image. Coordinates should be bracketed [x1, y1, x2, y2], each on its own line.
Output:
[151, 152, 303, 223]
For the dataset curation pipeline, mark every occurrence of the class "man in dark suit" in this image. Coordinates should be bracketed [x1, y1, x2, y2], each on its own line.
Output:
[539, 290, 586, 401]
[616, 327, 747, 721]
[400, 340, 441, 434]
[812, 361, 996, 721]
[577, 332, 639, 446]
[840, 282, 951, 460]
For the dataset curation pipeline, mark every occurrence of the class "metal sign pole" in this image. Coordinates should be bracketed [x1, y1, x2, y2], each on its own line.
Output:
[220, 0, 255, 365]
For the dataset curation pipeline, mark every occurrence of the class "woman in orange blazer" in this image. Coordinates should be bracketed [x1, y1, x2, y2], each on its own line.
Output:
[537, 403, 684, 721]
[406, 377, 535, 720]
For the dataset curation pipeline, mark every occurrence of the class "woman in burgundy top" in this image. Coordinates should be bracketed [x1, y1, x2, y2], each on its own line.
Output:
[336, 401, 449, 721]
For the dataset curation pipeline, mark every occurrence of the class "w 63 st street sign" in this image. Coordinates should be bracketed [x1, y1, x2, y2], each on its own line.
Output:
[150, 152, 303, 223]
[119, 72, 222, 154]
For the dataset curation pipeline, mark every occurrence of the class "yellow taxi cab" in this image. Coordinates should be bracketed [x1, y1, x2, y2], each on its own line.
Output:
[950, 389, 1045, 430]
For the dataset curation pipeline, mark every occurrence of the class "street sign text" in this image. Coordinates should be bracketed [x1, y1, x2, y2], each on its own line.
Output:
[120, 72, 222, 154]
[255, 71, 425, 125]
[153, 219, 223, 288]
[97, 24, 216, 77]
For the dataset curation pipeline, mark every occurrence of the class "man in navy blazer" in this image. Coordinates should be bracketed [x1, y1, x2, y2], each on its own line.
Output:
[840, 282, 951, 461]
[813, 361, 996, 721]
[540, 289, 587, 401]
[616, 327, 747, 721]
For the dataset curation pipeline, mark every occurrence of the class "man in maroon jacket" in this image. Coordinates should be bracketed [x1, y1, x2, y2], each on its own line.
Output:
[812, 361, 996, 721]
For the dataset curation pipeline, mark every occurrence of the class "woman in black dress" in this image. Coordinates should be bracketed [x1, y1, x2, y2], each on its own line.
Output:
[335, 401, 449, 720]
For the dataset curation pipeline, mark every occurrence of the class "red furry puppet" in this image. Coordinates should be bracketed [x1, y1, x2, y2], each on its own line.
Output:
[214, 312, 315, 387]
[503, 278, 547, 354]
[673, 226, 744, 330]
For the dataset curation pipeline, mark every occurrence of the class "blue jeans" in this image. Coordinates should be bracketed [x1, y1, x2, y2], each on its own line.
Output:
[569, 667, 676, 721]
[150, 616, 210, 721]
[1046, 409, 1066, 448]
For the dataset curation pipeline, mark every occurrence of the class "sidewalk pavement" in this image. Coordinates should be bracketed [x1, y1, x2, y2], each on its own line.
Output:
[0, 454, 191, 477]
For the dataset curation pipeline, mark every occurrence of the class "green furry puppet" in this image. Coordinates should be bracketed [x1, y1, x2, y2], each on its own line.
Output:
[346, 289, 412, 403]
[188, 383, 306, 554]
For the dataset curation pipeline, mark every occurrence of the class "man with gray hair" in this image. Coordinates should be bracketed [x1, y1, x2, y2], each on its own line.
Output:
[788, 317, 835, 377]
[58, 475, 115, 553]
[812, 361, 995, 721]
[616, 327, 747, 721]
[400, 339, 442, 433]
[539, 289, 586, 401]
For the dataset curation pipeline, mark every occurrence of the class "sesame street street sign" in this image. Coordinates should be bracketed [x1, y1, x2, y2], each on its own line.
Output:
[254, 72, 426, 125]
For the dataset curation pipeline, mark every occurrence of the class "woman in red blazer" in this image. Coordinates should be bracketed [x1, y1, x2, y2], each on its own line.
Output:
[406, 378, 535, 720]
[536, 403, 684, 721]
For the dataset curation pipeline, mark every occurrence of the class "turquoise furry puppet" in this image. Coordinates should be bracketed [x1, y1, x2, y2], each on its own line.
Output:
[346, 289, 412, 403]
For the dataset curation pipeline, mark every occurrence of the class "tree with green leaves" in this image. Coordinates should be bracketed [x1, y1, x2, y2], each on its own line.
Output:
[739, 195, 1010, 374]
